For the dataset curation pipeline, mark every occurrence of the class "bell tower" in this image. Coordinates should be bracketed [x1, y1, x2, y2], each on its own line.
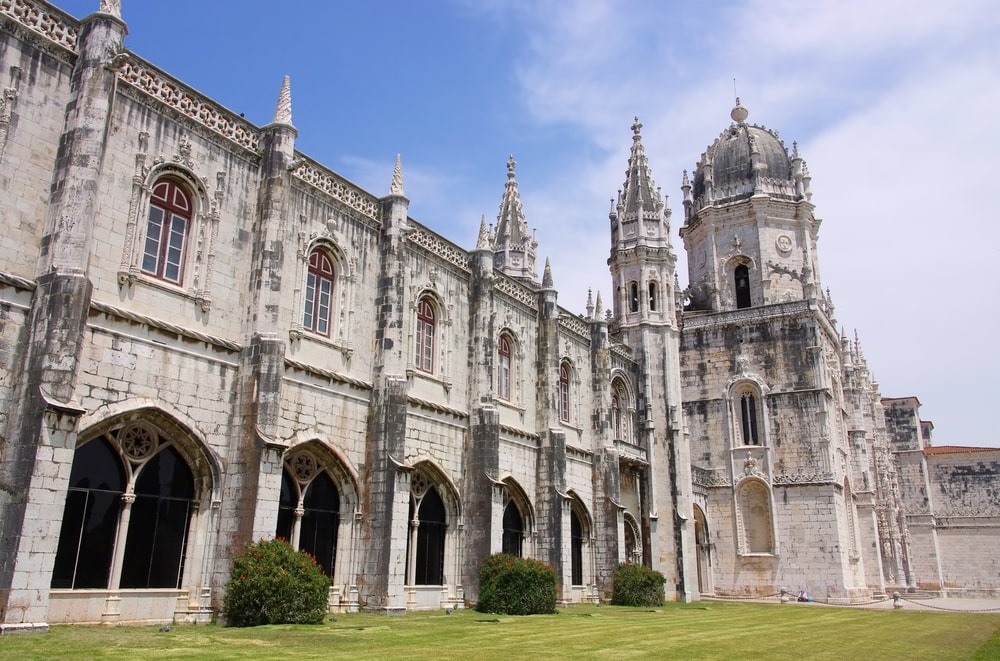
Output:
[608, 117, 679, 340]
[679, 100, 821, 312]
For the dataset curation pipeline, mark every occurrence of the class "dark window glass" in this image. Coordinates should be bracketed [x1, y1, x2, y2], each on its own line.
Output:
[571, 509, 584, 585]
[51, 438, 125, 589]
[414, 488, 446, 585]
[740, 392, 760, 445]
[276, 469, 297, 543]
[415, 298, 436, 372]
[300, 472, 340, 579]
[120, 447, 194, 589]
[735, 264, 751, 309]
[502, 501, 524, 557]
[559, 363, 570, 422]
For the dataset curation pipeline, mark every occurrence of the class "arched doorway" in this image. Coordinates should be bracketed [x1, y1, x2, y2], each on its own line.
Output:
[693, 504, 713, 595]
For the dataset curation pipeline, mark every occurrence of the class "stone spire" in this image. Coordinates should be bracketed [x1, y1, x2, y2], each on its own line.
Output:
[476, 214, 490, 251]
[616, 117, 662, 220]
[586, 288, 594, 319]
[542, 257, 553, 288]
[492, 155, 538, 282]
[272, 75, 293, 126]
[595, 291, 604, 319]
[390, 153, 405, 197]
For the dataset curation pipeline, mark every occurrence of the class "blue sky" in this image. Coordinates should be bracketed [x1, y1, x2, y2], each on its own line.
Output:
[57, 0, 1000, 446]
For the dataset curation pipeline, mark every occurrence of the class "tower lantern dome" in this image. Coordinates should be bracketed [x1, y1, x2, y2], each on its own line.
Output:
[691, 102, 798, 205]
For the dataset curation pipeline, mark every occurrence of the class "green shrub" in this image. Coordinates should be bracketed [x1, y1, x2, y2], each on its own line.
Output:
[223, 538, 330, 627]
[477, 553, 557, 615]
[611, 563, 665, 607]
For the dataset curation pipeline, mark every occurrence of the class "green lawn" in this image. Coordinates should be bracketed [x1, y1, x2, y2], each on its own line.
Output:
[3, 601, 999, 660]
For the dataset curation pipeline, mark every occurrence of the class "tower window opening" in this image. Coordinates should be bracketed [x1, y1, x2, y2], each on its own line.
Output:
[629, 282, 639, 313]
[740, 391, 760, 445]
[648, 281, 658, 311]
[735, 264, 751, 309]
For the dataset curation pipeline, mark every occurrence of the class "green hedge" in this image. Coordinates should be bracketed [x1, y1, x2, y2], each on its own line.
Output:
[477, 553, 558, 615]
[223, 538, 330, 627]
[611, 563, 665, 607]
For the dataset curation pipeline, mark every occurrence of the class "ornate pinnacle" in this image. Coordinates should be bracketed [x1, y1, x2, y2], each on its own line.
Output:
[586, 288, 594, 319]
[476, 214, 490, 251]
[99, 0, 122, 19]
[595, 291, 604, 318]
[390, 154, 405, 196]
[542, 257, 553, 288]
[272, 75, 293, 126]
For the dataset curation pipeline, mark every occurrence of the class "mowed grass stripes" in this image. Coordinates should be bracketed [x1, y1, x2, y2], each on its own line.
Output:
[3, 601, 999, 660]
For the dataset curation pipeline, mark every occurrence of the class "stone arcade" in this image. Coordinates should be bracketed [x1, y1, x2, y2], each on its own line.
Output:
[0, 0, 997, 630]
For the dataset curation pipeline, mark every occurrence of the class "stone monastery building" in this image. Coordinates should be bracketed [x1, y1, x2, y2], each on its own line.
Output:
[1, 0, 998, 630]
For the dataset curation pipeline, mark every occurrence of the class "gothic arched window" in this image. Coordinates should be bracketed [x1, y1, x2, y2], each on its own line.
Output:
[412, 488, 446, 585]
[276, 451, 343, 579]
[502, 501, 524, 557]
[571, 508, 585, 585]
[415, 297, 436, 373]
[52, 422, 207, 594]
[648, 280, 658, 312]
[739, 390, 761, 446]
[303, 249, 335, 337]
[559, 362, 571, 422]
[498, 334, 512, 401]
[735, 264, 751, 309]
[737, 479, 774, 554]
[142, 178, 192, 284]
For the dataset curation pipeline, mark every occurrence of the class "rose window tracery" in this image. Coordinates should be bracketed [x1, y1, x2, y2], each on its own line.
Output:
[119, 423, 158, 461]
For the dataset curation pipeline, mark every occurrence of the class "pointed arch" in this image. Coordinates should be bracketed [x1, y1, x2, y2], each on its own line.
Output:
[623, 512, 642, 564]
[276, 439, 360, 582]
[500, 477, 534, 558]
[53, 410, 216, 592]
[406, 460, 462, 587]
[567, 492, 593, 587]
[734, 477, 775, 555]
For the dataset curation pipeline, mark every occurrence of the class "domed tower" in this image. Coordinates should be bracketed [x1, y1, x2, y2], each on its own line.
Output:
[680, 100, 819, 311]
[678, 102, 879, 604]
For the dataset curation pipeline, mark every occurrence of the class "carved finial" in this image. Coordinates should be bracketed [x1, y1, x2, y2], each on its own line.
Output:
[731, 97, 749, 124]
[631, 116, 643, 138]
[586, 288, 594, 319]
[389, 154, 405, 196]
[542, 257, 553, 288]
[507, 155, 516, 178]
[99, 0, 122, 19]
[476, 214, 490, 250]
[272, 75, 293, 126]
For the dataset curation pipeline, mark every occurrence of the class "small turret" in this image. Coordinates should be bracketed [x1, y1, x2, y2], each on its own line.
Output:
[491, 156, 538, 282]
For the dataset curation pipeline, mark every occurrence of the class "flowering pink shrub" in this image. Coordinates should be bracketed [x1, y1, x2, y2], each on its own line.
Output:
[223, 538, 329, 626]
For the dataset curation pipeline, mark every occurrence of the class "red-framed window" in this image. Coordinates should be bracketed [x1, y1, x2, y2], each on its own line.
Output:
[303, 250, 335, 336]
[559, 362, 571, 422]
[142, 179, 191, 284]
[498, 335, 512, 400]
[415, 297, 435, 372]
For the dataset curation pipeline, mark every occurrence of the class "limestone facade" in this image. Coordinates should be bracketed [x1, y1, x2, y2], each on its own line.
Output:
[0, 1, 994, 630]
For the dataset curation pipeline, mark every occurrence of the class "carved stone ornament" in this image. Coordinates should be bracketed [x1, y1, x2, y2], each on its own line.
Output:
[292, 451, 317, 481]
[120, 422, 158, 461]
[776, 234, 793, 254]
